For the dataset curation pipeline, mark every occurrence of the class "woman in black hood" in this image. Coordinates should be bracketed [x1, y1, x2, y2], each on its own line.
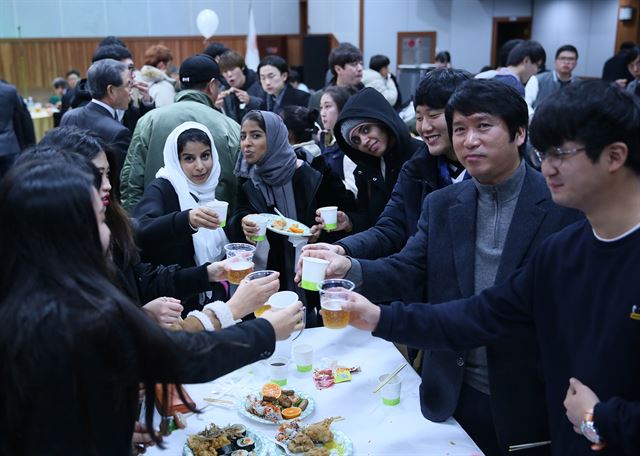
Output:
[333, 87, 421, 232]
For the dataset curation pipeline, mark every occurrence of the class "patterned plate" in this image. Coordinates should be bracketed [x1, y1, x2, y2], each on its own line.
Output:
[183, 427, 270, 456]
[260, 213, 312, 237]
[274, 429, 353, 456]
[238, 389, 315, 425]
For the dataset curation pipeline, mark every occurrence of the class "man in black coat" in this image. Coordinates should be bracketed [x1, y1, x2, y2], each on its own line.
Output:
[301, 80, 583, 455]
[307, 69, 470, 262]
[61, 59, 132, 167]
[0, 80, 35, 178]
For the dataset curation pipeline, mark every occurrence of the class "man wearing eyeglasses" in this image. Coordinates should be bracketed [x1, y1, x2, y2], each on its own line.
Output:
[60, 58, 132, 167]
[300, 80, 582, 455]
[340, 80, 640, 455]
[528, 45, 580, 111]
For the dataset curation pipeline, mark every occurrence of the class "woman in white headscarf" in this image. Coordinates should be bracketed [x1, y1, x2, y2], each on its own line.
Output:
[134, 121, 231, 315]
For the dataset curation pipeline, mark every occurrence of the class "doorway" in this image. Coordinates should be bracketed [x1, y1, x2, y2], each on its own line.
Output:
[491, 17, 532, 68]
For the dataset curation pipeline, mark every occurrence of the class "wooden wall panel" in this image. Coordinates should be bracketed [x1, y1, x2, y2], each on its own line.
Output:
[615, 0, 640, 53]
[0, 33, 336, 94]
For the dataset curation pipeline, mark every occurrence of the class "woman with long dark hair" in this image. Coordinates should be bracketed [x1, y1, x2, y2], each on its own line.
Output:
[0, 159, 303, 453]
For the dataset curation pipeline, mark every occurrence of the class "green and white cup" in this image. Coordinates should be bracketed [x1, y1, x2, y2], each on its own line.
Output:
[318, 206, 338, 231]
[248, 214, 268, 242]
[378, 374, 402, 406]
[206, 200, 229, 228]
[269, 355, 289, 386]
[292, 344, 313, 373]
[301, 257, 329, 291]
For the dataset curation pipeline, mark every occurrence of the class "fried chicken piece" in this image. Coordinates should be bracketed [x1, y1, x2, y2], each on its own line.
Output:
[304, 418, 334, 444]
[304, 448, 330, 456]
[287, 432, 316, 453]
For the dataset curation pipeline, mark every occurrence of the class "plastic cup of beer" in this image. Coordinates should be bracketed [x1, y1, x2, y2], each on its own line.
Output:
[268, 291, 306, 340]
[378, 374, 402, 406]
[318, 206, 338, 231]
[318, 279, 355, 329]
[292, 344, 313, 373]
[248, 214, 268, 242]
[246, 270, 278, 316]
[269, 356, 289, 386]
[206, 200, 229, 228]
[301, 257, 329, 291]
[224, 243, 255, 285]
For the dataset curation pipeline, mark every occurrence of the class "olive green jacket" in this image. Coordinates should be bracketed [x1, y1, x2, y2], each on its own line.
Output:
[120, 90, 240, 213]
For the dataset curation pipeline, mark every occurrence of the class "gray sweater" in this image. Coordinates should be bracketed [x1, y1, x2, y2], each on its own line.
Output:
[464, 160, 526, 395]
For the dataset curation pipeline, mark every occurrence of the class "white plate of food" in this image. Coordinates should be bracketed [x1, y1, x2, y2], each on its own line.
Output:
[274, 417, 353, 456]
[239, 383, 315, 425]
[260, 213, 312, 237]
[183, 422, 270, 456]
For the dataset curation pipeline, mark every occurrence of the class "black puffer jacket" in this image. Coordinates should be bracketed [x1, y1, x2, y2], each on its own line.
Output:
[221, 68, 265, 123]
[334, 87, 421, 232]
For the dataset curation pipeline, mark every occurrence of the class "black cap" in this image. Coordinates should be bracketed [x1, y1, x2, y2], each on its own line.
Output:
[179, 54, 220, 84]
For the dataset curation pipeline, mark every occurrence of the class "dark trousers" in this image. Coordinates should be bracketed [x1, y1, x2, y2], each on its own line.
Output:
[454, 382, 502, 456]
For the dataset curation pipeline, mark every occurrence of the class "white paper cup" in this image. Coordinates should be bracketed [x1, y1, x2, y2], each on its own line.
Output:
[292, 344, 313, 373]
[378, 374, 402, 406]
[318, 206, 338, 231]
[269, 356, 289, 386]
[206, 200, 229, 228]
[301, 257, 329, 291]
[248, 214, 268, 242]
[268, 291, 299, 310]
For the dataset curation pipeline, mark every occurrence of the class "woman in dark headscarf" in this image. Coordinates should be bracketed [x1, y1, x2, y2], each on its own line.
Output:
[230, 110, 354, 325]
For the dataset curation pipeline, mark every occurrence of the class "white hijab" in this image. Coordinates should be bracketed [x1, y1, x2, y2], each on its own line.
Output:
[156, 121, 228, 265]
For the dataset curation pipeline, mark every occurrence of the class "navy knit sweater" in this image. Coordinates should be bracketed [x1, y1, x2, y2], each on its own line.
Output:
[375, 219, 640, 455]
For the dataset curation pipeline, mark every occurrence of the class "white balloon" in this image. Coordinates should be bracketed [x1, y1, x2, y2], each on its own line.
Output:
[196, 9, 219, 39]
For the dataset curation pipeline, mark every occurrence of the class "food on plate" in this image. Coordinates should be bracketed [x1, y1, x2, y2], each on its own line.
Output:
[304, 448, 330, 456]
[304, 418, 335, 444]
[245, 385, 309, 422]
[271, 218, 287, 230]
[288, 223, 305, 234]
[275, 417, 343, 454]
[187, 422, 258, 456]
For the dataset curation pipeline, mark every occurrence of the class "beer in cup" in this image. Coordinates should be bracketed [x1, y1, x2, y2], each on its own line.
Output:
[246, 270, 278, 316]
[318, 279, 355, 329]
[224, 243, 255, 284]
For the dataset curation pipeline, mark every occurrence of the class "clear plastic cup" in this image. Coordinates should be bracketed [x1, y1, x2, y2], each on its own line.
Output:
[206, 200, 229, 228]
[246, 270, 278, 316]
[318, 206, 338, 231]
[224, 243, 256, 285]
[318, 279, 355, 329]
[301, 257, 329, 291]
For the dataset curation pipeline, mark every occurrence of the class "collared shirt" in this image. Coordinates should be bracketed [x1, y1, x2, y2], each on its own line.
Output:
[91, 99, 117, 120]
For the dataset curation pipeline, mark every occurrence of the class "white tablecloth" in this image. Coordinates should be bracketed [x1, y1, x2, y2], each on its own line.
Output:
[146, 326, 483, 456]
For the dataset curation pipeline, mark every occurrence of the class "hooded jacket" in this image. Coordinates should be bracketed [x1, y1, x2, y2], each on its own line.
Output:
[120, 90, 240, 213]
[334, 87, 421, 232]
[135, 65, 177, 108]
[221, 68, 265, 123]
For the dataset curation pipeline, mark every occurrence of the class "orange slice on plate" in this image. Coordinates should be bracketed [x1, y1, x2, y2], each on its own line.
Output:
[261, 382, 282, 399]
[281, 406, 302, 419]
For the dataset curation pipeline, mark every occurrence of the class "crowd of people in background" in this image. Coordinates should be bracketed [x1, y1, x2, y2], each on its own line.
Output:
[1, 34, 639, 456]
